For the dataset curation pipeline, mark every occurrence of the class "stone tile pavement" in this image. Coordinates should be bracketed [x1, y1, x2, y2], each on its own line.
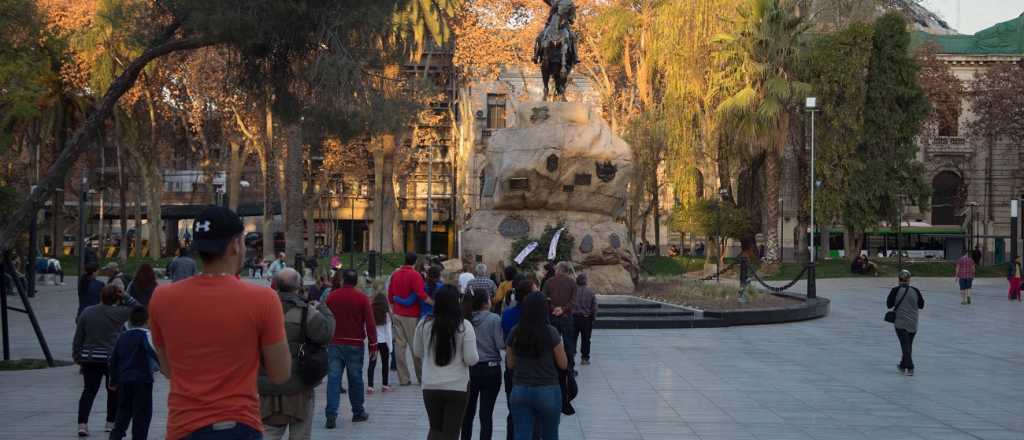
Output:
[0, 275, 1022, 439]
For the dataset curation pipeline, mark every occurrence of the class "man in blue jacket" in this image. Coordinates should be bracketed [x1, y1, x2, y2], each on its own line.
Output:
[107, 306, 159, 440]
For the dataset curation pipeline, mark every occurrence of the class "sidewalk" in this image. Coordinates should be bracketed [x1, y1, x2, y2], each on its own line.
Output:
[1, 276, 1022, 439]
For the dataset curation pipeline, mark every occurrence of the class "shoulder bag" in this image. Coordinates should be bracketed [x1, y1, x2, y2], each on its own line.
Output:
[884, 286, 909, 323]
[293, 303, 329, 387]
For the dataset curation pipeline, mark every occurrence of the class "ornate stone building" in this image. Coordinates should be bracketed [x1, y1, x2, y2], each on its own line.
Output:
[911, 14, 1024, 263]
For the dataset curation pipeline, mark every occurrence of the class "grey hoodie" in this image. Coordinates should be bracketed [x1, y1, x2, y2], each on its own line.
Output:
[73, 296, 138, 363]
[471, 310, 505, 364]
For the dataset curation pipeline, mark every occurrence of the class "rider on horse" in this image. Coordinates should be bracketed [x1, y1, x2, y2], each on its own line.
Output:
[534, 0, 579, 101]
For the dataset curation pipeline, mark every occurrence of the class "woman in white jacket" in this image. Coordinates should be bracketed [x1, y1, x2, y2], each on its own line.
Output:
[414, 284, 479, 440]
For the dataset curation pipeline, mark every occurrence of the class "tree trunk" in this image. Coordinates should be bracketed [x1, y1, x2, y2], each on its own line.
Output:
[284, 127, 305, 263]
[133, 185, 143, 257]
[145, 166, 163, 258]
[304, 160, 316, 258]
[652, 172, 661, 255]
[762, 152, 781, 263]
[795, 221, 808, 263]
[262, 102, 275, 261]
[227, 141, 243, 211]
[370, 136, 402, 253]
[52, 96, 67, 258]
[819, 222, 831, 261]
[115, 112, 128, 263]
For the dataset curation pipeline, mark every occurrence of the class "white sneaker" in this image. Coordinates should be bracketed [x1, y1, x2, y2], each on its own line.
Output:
[104, 422, 113, 432]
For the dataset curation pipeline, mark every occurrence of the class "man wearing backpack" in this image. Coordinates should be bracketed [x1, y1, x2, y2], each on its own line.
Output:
[259, 268, 335, 439]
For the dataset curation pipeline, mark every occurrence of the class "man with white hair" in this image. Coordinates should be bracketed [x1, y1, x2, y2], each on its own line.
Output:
[465, 263, 498, 298]
[260, 268, 335, 439]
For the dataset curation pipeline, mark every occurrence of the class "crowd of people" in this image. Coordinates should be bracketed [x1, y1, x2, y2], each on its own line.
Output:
[71, 206, 600, 440]
[65, 204, 1024, 440]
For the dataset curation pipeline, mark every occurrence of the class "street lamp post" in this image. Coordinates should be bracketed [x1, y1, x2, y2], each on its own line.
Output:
[806, 97, 818, 298]
[426, 146, 433, 256]
[78, 174, 88, 275]
[896, 194, 906, 270]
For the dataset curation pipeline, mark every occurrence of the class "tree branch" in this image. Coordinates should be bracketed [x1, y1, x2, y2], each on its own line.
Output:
[0, 31, 216, 249]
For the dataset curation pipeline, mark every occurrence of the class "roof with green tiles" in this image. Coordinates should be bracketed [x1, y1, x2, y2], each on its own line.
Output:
[912, 13, 1024, 55]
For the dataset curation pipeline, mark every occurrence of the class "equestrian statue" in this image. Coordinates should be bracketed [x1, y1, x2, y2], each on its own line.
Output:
[534, 0, 579, 101]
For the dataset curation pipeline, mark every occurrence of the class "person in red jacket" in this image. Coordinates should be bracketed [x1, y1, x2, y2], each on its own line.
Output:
[324, 270, 377, 429]
[388, 252, 432, 385]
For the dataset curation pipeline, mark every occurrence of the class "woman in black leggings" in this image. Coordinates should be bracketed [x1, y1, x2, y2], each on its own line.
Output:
[368, 290, 392, 392]
[463, 289, 505, 440]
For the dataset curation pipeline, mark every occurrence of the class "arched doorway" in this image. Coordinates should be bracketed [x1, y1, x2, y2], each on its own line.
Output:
[931, 171, 962, 226]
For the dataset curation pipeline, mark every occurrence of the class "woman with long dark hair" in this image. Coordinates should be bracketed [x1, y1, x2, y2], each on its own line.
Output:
[413, 285, 480, 440]
[127, 263, 158, 306]
[507, 292, 568, 440]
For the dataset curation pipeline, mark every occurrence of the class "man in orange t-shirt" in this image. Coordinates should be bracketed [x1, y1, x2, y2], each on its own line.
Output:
[150, 206, 292, 440]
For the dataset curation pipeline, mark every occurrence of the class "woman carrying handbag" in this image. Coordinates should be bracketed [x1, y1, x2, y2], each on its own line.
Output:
[885, 270, 925, 376]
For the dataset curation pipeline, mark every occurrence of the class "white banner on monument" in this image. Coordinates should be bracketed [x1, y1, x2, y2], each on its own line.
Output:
[548, 228, 566, 260]
[514, 241, 539, 265]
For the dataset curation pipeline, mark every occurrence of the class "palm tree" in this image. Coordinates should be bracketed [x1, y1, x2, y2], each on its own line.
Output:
[713, 0, 809, 264]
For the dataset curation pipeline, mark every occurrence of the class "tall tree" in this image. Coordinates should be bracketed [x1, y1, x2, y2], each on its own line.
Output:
[0, 0, 422, 251]
[846, 12, 930, 233]
[800, 22, 873, 256]
[714, 0, 811, 263]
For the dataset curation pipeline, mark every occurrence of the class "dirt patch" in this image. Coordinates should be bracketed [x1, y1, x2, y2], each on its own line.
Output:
[637, 277, 802, 312]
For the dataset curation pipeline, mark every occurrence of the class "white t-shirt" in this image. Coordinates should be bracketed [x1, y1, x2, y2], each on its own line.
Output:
[458, 272, 475, 294]
[376, 314, 393, 347]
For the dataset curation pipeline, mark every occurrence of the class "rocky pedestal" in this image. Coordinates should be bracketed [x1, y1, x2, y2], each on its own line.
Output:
[462, 101, 637, 294]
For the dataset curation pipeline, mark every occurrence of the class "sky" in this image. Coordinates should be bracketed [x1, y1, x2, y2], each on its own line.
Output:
[924, 0, 1024, 34]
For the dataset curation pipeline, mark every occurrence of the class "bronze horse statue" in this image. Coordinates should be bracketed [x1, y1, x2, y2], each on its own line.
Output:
[534, 0, 578, 101]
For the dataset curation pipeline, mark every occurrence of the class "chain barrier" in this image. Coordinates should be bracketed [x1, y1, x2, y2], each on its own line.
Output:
[745, 260, 809, 293]
[697, 261, 738, 281]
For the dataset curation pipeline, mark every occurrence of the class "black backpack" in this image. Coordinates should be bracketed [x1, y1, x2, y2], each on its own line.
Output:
[287, 301, 329, 387]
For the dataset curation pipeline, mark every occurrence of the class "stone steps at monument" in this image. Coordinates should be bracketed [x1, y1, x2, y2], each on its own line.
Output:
[595, 296, 715, 329]
[599, 309, 693, 318]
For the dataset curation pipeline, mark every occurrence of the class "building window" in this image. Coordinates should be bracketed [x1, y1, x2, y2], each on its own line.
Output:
[486, 94, 507, 130]
[937, 105, 960, 137]
[938, 117, 959, 137]
[509, 177, 529, 191]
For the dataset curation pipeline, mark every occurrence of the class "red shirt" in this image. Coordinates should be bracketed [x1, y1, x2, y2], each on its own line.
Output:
[149, 276, 285, 440]
[388, 266, 428, 317]
[325, 286, 377, 347]
[956, 255, 976, 279]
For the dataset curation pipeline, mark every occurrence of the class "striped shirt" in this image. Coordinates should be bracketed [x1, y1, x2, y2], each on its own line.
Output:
[466, 276, 498, 298]
[956, 255, 976, 279]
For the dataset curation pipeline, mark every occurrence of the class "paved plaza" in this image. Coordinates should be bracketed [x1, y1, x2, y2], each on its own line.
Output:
[1, 275, 1022, 440]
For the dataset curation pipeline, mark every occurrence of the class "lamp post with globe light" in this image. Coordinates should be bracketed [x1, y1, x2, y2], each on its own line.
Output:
[806, 96, 818, 299]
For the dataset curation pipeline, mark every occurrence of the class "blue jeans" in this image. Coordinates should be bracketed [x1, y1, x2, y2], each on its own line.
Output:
[182, 422, 261, 439]
[325, 344, 366, 418]
[509, 385, 561, 440]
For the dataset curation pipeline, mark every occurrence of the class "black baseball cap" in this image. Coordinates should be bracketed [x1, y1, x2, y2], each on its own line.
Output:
[191, 206, 245, 255]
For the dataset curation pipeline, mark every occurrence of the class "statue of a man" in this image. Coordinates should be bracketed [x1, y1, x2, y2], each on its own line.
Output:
[534, 0, 579, 101]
